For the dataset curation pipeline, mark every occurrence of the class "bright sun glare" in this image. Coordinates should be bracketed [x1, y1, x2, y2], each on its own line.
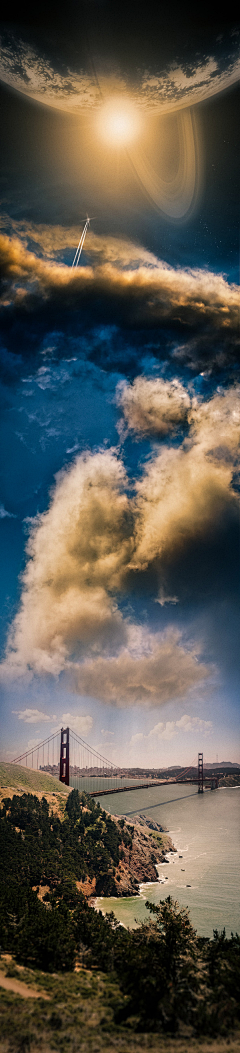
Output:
[97, 97, 142, 145]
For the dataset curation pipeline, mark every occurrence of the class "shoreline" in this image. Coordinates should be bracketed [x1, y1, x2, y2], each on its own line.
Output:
[92, 788, 240, 938]
[80, 810, 177, 902]
[91, 823, 178, 916]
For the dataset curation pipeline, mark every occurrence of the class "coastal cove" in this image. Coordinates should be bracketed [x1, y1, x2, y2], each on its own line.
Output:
[94, 784, 240, 938]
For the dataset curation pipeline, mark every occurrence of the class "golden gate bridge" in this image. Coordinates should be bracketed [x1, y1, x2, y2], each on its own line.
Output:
[12, 726, 219, 795]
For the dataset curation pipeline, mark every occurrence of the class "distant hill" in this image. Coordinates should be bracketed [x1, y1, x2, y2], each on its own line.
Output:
[203, 762, 240, 769]
[0, 762, 70, 795]
[168, 762, 240, 770]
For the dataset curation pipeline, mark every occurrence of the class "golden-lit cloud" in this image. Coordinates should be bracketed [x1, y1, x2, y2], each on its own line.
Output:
[1, 439, 211, 706]
[4, 450, 132, 678]
[116, 376, 191, 437]
[0, 232, 238, 365]
[70, 629, 209, 707]
[132, 386, 240, 569]
[1, 381, 238, 705]
[0, 219, 157, 265]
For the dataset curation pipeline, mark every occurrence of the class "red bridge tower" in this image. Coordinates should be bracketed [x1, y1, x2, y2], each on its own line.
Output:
[198, 751, 203, 793]
[59, 727, 69, 785]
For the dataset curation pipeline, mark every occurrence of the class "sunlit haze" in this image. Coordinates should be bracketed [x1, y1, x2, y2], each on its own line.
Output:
[96, 96, 142, 145]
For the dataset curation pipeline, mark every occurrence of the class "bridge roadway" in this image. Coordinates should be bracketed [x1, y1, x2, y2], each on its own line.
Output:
[87, 777, 216, 798]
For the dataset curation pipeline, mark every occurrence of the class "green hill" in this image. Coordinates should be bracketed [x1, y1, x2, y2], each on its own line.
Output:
[0, 785, 239, 1043]
[0, 762, 70, 795]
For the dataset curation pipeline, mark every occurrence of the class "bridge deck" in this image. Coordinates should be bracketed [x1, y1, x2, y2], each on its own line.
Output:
[87, 778, 214, 797]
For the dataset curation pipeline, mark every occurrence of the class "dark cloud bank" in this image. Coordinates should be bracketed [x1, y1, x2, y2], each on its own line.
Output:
[0, 230, 239, 380]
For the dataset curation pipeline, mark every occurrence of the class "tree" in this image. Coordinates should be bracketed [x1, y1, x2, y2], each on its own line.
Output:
[117, 896, 203, 1033]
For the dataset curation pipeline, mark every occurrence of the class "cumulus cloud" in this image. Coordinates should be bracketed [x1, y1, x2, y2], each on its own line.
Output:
[148, 720, 177, 741]
[70, 628, 209, 707]
[13, 708, 53, 724]
[61, 712, 93, 735]
[1, 383, 239, 704]
[132, 385, 240, 569]
[131, 713, 213, 742]
[12, 706, 93, 735]
[175, 713, 213, 733]
[0, 233, 239, 368]
[1, 439, 210, 705]
[116, 376, 191, 437]
[3, 449, 132, 678]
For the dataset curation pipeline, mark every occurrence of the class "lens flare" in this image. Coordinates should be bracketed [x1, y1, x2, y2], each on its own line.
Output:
[129, 108, 201, 218]
[97, 96, 142, 145]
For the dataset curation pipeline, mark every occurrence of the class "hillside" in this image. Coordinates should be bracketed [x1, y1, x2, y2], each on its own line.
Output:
[0, 787, 239, 1043]
[0, 768, 174, 892]
[0, 958, 240, 1053]
[0, 761, 70, 795]
[0, 786, 174, 899]
[0, 762, 70, 818]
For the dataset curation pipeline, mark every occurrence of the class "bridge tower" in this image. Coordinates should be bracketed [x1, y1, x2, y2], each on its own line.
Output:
[59, 727, 69, 785]
[198, 752, 203, 793]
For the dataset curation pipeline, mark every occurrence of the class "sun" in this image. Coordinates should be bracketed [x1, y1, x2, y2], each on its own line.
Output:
[96, 96, 142, 146]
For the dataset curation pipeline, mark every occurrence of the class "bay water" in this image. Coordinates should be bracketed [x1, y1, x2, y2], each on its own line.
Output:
[91, 783, 240, 938]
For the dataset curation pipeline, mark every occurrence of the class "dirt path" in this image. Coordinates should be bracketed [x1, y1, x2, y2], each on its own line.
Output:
[0, 970, 49, 1000]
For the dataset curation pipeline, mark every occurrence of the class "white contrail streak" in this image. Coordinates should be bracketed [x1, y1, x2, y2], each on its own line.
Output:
[72, 217, 90, 267]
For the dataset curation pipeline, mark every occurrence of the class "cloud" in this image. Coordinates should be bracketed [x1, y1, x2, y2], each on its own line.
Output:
[0, 219, 157, 267]
[13, 708, 53, 724]
[12, 707, 93, 735]
[116, 376, 191, 437]
[0, 233, 239, 369]
[156, 589, 179, 606]
[175, 714, 213, 733]
[131, 713, 213, 743]
[1, 383, 239, 702]
[3, 449, 132, 678]
[61, 712, 93, 735]
[1, 433, 211, 706]
[132, 386, 240, 569]
[148, 720, 177, 740]
[70, 628, 209, 707]
[0, 503, 16, 519]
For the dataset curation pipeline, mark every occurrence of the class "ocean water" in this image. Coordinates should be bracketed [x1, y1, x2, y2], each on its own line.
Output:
[70, 776, 147, 793]
[92, 784, 240, 938]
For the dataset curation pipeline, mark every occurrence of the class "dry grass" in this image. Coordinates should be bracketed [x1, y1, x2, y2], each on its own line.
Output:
[0, 959, 239, 1053]
[0, 762, 70, 795]
[0, 763, 70, 819]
